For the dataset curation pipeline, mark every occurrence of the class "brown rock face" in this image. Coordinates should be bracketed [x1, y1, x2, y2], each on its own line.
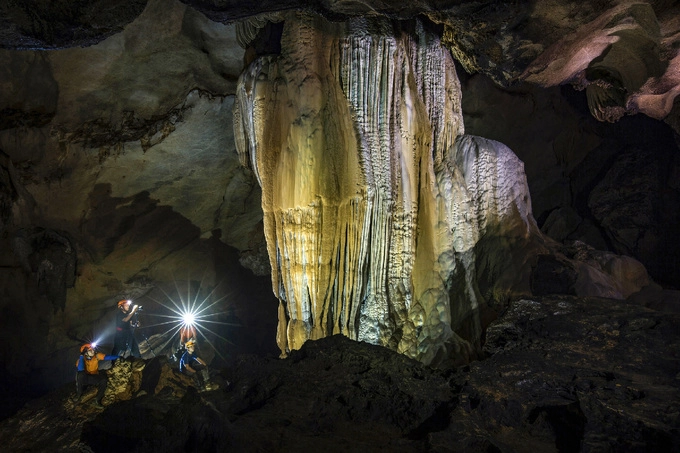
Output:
[0, 0, 279, 414]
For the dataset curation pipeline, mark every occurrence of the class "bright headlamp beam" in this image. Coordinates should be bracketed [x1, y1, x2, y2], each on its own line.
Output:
[182, 311, 196, 327]
[139, 273, 237, 357]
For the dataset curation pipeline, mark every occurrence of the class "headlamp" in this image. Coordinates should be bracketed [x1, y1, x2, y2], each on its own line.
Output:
[182, 311, 196, 327]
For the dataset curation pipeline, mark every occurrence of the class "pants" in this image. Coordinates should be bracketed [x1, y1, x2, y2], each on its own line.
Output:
[185, 363, 210, 388]
[76, 371, 107, 403]
[139, 357, 162, 395]
[112, 329, 141, 357]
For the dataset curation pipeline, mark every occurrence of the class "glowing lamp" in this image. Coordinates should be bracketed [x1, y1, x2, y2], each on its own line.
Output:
[182, 312, 196, 327]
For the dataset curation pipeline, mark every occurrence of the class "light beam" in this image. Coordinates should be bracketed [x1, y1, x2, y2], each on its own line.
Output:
[135, 273, 239, 362]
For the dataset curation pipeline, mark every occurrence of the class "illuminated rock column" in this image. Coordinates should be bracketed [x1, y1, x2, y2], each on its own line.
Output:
[234, 12, 534, 363]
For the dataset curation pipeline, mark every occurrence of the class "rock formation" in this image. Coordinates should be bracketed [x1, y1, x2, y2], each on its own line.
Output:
[0, 295, 678, 451]
[0, 0, 678, 426]
[0, 1, 280, 415]
[233, 12, 653, 365]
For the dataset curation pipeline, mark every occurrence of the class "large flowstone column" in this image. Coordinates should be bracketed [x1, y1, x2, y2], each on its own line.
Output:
[234, 12, 539, 365]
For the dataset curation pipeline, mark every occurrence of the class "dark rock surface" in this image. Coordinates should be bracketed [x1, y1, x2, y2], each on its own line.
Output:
[460, 72, 680, 288]
[467, 295, 680, 452]
[0, 0, 148, 50]
[1, 295, 677, 452]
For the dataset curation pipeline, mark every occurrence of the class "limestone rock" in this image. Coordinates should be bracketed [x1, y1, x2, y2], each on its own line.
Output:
[234, 13, 529, 364]
[3, 0, 680, 127]
[541, 206, 583, 242]
[628, 283, 680, 314]
[461, 70, 680, 286]
[588, 145, 680, 284]
[0, 0, 147, 49]
[1, 302, 678, 452]
[233, 11, 651, 366]
[472, 295, 680, 452]
[0, 0, 278, 413]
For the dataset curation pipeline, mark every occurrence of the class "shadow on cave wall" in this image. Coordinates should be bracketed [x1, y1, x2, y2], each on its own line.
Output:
[76, 183, 279, 365]
[204, 228, 279, 359]
[80, 183, 201, 264]
[0, 183, 279, 421]
[563, 87, 680, 287]
[459, 67, 680, 288]
[125, 229, 280, 369]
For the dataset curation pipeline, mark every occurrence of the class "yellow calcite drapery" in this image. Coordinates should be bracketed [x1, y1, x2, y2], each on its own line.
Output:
[234, 13, 538, 364]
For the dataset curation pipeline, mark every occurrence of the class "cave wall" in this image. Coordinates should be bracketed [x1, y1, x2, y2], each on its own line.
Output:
[0, 0, 279, 407]
[460, 72, 680, 286]
[0, 0, 678, 416]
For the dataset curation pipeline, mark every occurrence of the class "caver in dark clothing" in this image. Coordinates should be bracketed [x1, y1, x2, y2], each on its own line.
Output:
[179, 338, 218, 391]
[112, 299, 141, 358]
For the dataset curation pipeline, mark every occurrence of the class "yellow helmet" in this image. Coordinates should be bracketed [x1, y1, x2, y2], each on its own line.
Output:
[117, 299, 130, 307]
[185, 338, 196, 347]
[80, 343, 94, 353]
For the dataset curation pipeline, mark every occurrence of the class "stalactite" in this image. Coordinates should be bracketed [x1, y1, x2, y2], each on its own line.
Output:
[234, 11, 542, 365]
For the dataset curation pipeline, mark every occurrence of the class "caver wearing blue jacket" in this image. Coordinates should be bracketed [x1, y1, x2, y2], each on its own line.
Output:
[179, 338, 218, 392]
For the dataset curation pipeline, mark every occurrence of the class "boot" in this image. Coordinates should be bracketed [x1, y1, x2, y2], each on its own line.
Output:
[198, 369, 219, 391]
[202, 382, 219, 391]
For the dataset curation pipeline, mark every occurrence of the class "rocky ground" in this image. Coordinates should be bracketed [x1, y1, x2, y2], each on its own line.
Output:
[0, 295, 678, 452]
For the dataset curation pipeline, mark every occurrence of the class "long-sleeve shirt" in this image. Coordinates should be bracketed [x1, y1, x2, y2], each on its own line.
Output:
[179, 351, 205, 373]
[76, 353, 119, 374]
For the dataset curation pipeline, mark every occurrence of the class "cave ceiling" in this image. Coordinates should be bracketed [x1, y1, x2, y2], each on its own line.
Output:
[0, 0, 679, 404]
[3, 0, 680, 124]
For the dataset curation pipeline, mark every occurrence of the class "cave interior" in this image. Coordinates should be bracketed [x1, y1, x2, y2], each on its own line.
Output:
[0, 0, 679, 451]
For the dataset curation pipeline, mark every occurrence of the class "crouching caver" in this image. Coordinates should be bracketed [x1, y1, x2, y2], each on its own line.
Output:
[179, 338, 218, 392]
[74, 343, 119, 409]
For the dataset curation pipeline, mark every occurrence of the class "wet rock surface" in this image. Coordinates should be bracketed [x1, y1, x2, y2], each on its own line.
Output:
[1, 295, 677, 452]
